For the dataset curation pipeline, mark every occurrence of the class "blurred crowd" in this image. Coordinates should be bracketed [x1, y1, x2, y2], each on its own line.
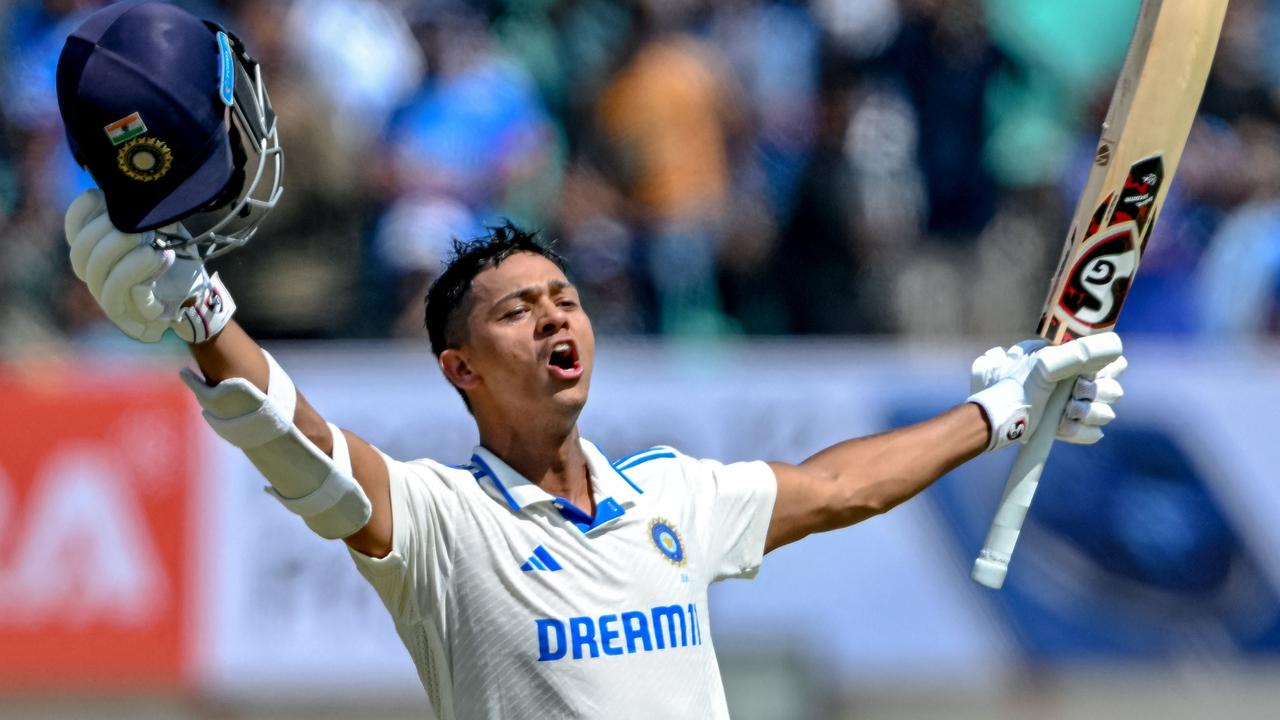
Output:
[2, 0, 1280, 353]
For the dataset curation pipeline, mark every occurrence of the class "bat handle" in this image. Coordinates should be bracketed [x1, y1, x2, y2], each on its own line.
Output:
[971, 378, 1074, 589]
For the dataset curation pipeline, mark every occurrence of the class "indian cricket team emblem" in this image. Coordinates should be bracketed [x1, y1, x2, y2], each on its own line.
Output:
[117, 136, 173, 182]
[649, 519, 685, 566]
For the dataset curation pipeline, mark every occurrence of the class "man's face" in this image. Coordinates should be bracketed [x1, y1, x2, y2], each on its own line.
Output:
[446, 252, 595, 422]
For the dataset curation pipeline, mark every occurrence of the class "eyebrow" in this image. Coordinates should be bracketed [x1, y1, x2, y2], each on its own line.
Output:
[494, 280, 574, 306]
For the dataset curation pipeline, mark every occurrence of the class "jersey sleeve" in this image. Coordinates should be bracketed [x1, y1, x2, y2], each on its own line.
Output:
[677, 451, 778, 582]
[346, 453, 459, 623]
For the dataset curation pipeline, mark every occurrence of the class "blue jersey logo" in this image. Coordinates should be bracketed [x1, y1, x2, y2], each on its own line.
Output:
[520, 545, 563, 572]
[537, 603, 703, 661]
[649, 518, 685, 565]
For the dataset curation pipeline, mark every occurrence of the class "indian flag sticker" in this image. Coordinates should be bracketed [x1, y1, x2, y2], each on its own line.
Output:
[104, 112, 147, 146]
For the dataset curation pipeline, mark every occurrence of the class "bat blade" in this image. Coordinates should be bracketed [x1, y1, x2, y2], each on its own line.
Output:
[1040, 0, 1227, 341]
[972, 0, 1229, 589]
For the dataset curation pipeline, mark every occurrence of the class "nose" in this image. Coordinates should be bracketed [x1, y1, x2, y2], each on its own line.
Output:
[538, 301, 569, 337]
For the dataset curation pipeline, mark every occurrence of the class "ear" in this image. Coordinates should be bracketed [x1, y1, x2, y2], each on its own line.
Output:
[439, 348, 480, 391]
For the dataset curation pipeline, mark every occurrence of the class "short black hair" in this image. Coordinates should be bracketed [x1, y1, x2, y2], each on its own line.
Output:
[425, 221, 568, 359]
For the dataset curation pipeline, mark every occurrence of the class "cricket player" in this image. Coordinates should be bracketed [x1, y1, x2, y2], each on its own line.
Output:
[56, 4, 1126, 719]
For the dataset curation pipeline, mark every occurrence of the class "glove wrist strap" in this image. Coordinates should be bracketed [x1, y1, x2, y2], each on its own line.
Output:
[173, 271, 235, 344]
[968, 379, 1030, 452]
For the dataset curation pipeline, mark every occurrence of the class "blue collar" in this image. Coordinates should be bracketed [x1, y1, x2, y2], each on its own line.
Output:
[469, 438, 643, 532]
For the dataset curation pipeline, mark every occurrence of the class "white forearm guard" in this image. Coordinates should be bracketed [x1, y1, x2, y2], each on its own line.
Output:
[180, 351, 373, 539]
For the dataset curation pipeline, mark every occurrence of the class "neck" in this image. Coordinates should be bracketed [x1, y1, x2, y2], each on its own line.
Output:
[476, 414, 593, 511]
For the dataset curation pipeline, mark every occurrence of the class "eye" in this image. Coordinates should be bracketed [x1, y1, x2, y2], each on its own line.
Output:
[556, 298, 579, 310]
[502, 306, 529, 321]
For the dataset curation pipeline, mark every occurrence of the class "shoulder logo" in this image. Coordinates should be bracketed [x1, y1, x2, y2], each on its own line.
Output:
[649, 518, 685, 566]
[117, 137, 173, 182]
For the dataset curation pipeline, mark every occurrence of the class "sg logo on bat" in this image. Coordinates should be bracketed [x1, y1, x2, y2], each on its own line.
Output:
[1053, 154, 1163, 335]
[1059, 223, 1140, 330]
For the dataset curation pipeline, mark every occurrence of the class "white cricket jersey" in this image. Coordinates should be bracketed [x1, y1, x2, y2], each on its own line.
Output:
[347, 438, 777, 719]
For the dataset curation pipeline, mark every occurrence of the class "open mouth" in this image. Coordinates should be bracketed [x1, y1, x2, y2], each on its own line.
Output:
[547, 339, 583, 379]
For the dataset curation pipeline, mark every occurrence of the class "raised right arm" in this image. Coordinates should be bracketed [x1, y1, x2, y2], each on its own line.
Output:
[188, 321, 394, 558]
[64, 189, 393, 558]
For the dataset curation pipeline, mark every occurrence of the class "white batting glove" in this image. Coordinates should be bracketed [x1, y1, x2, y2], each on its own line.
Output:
[967, 332, 1126, 452]
[64, 189, 235, 344]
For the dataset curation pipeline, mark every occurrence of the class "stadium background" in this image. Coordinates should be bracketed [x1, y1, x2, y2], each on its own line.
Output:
[2, 0, 1279, 718]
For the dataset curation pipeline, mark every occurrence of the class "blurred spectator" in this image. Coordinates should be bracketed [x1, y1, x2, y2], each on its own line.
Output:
[555, 162, 647, 335]
[375, 197, 479, 338]
[707, 0, 821, 334]
[282, 0, 423, 150]
[767, 53, 876, 335]
[1194, 118, 1280, 338]
[373, 3, 563, 337]
[595, 2, 745, 335]
[813, 0, 900, 60]
[885, 0, 1002, 239]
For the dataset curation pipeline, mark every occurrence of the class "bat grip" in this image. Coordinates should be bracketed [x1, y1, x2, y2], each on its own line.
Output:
[970, 378, 1074, 589]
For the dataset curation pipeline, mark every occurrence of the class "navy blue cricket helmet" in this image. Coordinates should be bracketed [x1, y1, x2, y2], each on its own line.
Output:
[56, 1, 283, 259]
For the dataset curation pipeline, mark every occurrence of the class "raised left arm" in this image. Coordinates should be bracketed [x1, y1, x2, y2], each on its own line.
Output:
[764, 333, 1127, 553]
[765, 404, 987, 552]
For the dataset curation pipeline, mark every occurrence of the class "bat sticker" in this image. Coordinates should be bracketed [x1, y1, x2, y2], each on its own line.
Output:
[1109, 155, 1164, 233]
[1088, 194, 1113, 238]
[1058, 223, 1139, 330]
[1140, 206, 1160, 254]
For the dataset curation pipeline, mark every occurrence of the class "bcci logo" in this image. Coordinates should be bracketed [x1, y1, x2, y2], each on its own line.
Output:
[649, 519, 685, 566]
[117, 136, 173, 182]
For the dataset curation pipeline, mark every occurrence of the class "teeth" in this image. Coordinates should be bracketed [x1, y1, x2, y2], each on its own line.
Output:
[553, 342, 570, 353]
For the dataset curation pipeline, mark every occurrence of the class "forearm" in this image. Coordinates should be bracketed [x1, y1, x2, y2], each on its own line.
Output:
[188, 320, 267, 386]
[766, 403, 987, 546]
[805, 404, 988, 517]
[184, 320, 391, 554]
[187, 320, 331, 452]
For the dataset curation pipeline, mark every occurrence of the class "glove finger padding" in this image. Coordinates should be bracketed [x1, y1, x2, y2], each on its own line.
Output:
[99, 245, 175, 341]
[1057, 397, 1113, 445]
[84, 226, 149, 299]
[64, 189, 106, 259]
[1031, 332, 1124, 384]
[1096, 356, 1128, 380]
[131, 283, 168, 321]
[1092, 377, 1124, 403]
[1056, 422, 1104, 445]
[1063, 399, 1115, 426]
[101, 245, 171, 317]
[970, 346, 1011, 394]
[70, 211, 121, 283]
[1056, 364, 1124, 445]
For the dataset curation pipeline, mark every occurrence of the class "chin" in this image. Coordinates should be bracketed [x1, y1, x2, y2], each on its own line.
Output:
[552, 384, 590, 414]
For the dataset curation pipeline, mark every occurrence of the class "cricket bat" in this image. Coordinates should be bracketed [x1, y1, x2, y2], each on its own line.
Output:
[971, 0, 1229, 590]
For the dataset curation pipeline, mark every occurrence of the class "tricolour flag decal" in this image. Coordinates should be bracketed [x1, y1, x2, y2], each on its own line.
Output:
[104, 113, 147, 146]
